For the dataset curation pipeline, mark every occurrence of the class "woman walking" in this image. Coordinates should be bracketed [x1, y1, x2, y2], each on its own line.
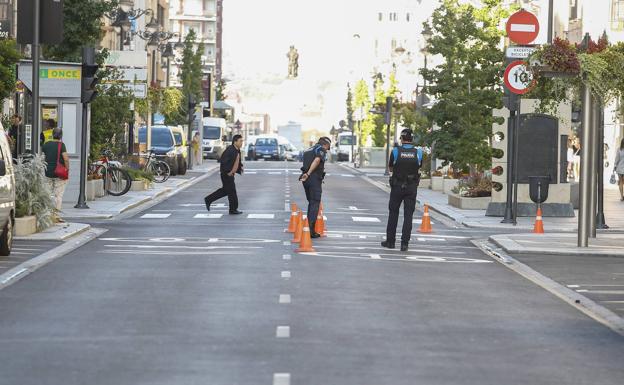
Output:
[614, 139, 624, 201]
[42, 128, 69, 221]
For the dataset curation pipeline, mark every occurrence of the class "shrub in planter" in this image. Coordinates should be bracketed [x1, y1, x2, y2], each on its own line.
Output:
[123, 167, 155, 183]
[14, 155, 55, 230]
[452, 173, 492, 198]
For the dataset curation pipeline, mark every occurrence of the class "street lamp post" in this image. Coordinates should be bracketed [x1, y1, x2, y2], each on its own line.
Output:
[105, 2, 151, 51]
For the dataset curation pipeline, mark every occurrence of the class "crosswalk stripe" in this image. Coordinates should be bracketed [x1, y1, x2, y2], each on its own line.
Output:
[352, 216, 381, 223]
[248, 214, 275, 219]
[194, 213, 223, 219]
[140, 213, 171, 219]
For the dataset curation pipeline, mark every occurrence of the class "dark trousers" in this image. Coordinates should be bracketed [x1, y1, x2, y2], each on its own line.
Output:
[303, 175, 322, 232]
[205, 173, 238, 211]
[386, 183, 418, 245]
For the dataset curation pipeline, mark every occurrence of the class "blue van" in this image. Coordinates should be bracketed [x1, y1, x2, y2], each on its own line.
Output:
[254, 137, 280, 160]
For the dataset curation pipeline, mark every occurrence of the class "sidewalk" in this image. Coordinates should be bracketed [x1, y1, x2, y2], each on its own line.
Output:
[61, 163, 218, 220]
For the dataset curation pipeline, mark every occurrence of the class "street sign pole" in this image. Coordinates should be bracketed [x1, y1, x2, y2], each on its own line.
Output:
[31, 0, 40, 154]
[590, 99, 600, 237]
[501, 94, 517, 223]
[597, 107, 609, 229]
[512, 96, 520, 225]
[384, 96, 393, 177]
[578, 85, 593, 247]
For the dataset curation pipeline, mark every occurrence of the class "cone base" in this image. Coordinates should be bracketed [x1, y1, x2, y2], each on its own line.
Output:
[291, 238, 301, 243]
[296, 247, 316, 253]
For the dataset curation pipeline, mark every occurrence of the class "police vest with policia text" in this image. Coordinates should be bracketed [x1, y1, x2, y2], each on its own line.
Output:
[392, 146, 421, 185]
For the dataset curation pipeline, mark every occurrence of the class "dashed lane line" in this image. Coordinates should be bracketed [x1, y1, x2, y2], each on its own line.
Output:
[352, 216, 381, 223]
[276, 326, 290, 338]
[281, 271, 291, 278]
[279, 294, 291, 304]
[193, 213, 224, 219]
[140, 213, 171, 219]
[273, 373, 291, 385]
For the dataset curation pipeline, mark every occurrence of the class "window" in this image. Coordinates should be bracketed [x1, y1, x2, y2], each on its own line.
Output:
[612, 0, 624, 21]
[203, 126, 221, 139]
[183, 22, 202, 37]
[378, 12, 383, 21]
[406, 13, 411, 22]
[0, 0, 9, 20]
[569, 0, 578, 20]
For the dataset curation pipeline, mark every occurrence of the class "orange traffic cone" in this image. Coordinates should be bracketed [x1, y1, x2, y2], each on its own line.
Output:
[296, 218, 316, 253]
[419, 205, 432, 233]
[292, 211, 303, 243]
[286, 203, 299, 233]
[533, 207, 545, 234]
[315, 211, 326, 237]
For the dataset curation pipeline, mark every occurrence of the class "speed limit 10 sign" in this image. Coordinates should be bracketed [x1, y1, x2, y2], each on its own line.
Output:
[504, 60, 535, 95]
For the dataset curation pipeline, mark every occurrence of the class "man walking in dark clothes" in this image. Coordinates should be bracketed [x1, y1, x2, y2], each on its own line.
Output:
[204, 134, 244, 214]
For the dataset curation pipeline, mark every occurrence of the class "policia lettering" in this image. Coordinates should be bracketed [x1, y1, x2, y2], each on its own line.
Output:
[300, 137, 331, 238]
[382, 129, 423, 252]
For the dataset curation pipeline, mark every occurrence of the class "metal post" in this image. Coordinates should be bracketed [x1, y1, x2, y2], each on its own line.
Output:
[384, 96, 393, 176]
[166, 56, 170, 87]
[502, 109, 516, 223]
[75, 98, 90, 208]
[357, 118, 362, 168]
[578, 85, 593, 247]
[349, 118, 354, 164]
[512, 98, 520, 225]
[547, 0, 554, 43]
[128, 100, 135, 154]
[187, 99, 194, 171]
[589, 98, 599, 237]
[597, 106, 609, 228]
[31, 0, 41, 154]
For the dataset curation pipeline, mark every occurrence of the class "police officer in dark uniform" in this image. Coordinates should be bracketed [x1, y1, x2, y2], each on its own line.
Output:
[300, 137, 331, 238]
[382, 129, 423, 251]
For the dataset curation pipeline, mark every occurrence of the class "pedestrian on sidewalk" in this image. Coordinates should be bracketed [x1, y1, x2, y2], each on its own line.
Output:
[382, 129, 423, 252]
[8, 114, 22, 156]
[299, 137, 331, 238]
[614, 139, 624, 201]
[573, 137, 581, 182]
[191, 131, 201, 166]
[204, 134, 244, 214]
[42, 128, 69, 222]
[566, 137, 575, 182]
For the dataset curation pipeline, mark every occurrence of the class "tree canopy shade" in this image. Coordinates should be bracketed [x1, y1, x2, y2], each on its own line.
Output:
[0, 39, 21, 102]
[421, 0, 514, 172]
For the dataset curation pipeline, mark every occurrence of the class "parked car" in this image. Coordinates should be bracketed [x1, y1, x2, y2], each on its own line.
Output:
[139, 125, 179, 176]
[284, 144, 300, 162]
[254, 137, 280, 160]
[171, 126, 188, 175]
[0, 124, 15, 256]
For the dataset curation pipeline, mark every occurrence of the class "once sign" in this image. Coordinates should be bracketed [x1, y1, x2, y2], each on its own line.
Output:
[506, 10, 540, 45]
[504, 60, 535, 95]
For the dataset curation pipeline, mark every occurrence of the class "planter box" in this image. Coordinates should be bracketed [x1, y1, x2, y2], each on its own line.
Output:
[94, 179, 105, 198]
[86, 180, 97, 201]
[130, 180, 151, 192]
[443, 178, 459, 195]
[14, 216, 37, 236]
[419, 179, 431, 189]
[448, 193, 491, 210]
[431, 176, 444, 191]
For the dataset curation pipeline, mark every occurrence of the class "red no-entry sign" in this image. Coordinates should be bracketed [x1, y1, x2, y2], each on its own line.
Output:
[506, 10, 540, 45]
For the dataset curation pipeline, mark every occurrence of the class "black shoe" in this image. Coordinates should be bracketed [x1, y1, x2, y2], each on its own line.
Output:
[381, 241, 395, 249]
[311, 232, 321, 239]
[204, 197, 211, 211]
[400, 243, 409, 252]
[229, 210, 243, 215]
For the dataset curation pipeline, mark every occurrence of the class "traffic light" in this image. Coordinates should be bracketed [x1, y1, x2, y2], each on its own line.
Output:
[81, 47, 100, 104]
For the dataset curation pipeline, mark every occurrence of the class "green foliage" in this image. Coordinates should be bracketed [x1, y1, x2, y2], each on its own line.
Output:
[421, 0, 512, 172]
[346, 83, 354, 127]
[135, 86, 185, 125]
[452, 173, 492, 197]
[397, 104, 430, 145]
[43, 0, 118, 61]
[14, 155, 55, 230]
[90, 67, 133, 157]
[353, 79, 373, 146]
[216, 79, 228, 101]
[179, 29, 205, 109]
[123, 167, 155, 182]
[0, 39, 21, 102]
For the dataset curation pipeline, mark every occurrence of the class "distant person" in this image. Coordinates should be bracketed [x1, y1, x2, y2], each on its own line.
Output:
[382, 129, 423, 252]
[204, 134, 244, 214]
[566, 138, 575, 182]
[42, 128, 69, 222]
[614, 139, 624, 201]
[572, 137, 581, 182]
[40, 118, 56, 146]
[191, 132, 201, 166]
[8, 114, 22, 155]
[300, 137, 331, 238]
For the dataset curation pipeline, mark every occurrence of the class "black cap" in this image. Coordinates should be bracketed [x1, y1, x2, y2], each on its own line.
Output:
[400, 129, 413, 142]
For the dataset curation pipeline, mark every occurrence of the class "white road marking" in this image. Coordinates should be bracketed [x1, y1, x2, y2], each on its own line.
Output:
[140, 213, 171, 219]
[273, 373, 291, 385]
[104, 245, 261, 250]
[567, 285, 581, 288]
[279, 294, 291, 304]
[194, 213, 223, 219]
[369, 254, 382, 259]
[352, 216, 381, 223]
[208, 238, 219, 243]
[283, 241, 290, 246]
[577, 290, 624, 294]
[413, 219, 435, 224]
[281, 271, 291, 278]
[327, 233, 343, 238]
[575, 289, 589, 292]
[283, 254, 291, 260]
[276, 326, 290, 338]
[340, 174, 355, 177]
[248, 214, 275, 219]
[601, 301, 624, 304]
[358, 235, 367, 239]
[269, 172, 282, 175]
[245, 171, 257, 174]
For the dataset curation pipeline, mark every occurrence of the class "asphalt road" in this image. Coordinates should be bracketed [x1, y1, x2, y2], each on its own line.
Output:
[0, 161, 623, 385]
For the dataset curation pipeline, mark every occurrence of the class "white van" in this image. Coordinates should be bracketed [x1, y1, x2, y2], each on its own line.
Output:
[202, 117, 227, 160]
[0, 123, 15, 255]
[336, 132, 358, 162]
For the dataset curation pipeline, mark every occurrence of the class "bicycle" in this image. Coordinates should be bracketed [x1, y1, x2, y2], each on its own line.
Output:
[142, 150, 170, 183]
[90, 149, 132, 196]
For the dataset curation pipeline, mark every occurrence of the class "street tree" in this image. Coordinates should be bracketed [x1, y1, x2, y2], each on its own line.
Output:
[179, 29, 205, 106]
[43, 0, 117, 62]
[421, 0, 513, 172]
[352, 79, 374, 146]
[346, 82, 354, 130]
[0, 39, 21, 102]
[216, 79, 228, 101]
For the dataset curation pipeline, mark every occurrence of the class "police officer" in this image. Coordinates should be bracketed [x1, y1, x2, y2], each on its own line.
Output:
[300, 137, 331, 238]
[382, 129, 423, 251]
